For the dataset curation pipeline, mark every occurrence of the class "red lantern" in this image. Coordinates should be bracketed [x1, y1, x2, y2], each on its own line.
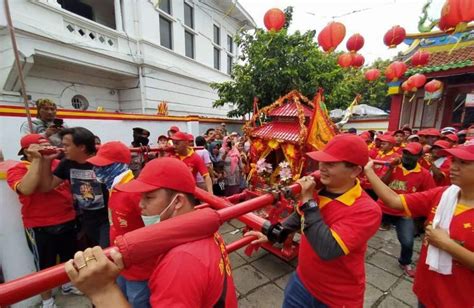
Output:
[351, 54, 365, 68]
[385, 61, 408, 81]
[346, 33, 365, 53]
[318, 22, 346, 52]
[401, 80, 412, 93]
[338, 53, 353, 68]
[411, 50, 430, 67]
[264, 8, 286, 31]
[425, 79, 443, 93]
[407, 74, 427, 91]
[365, 68, 381, 81]
[438, 0, 474, 32]
[383, 25, 406, 48]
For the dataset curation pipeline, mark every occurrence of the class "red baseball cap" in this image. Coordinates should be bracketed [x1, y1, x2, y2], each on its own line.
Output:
[443, 134, 458, 143]
[403, 142, 423, 155]
[18, 134, 49, 155]
[170, 131, 188, 141]
[186, 133, 194, 142]
[418, 128, 441, 137]
[432, 140, 451, 150]
[115, 157, 195, 194]
[168, 126, 180, 133]
[378, 134, 396, 144]
[440, 143, 474, 161]
[306, 134, 369, 166]
[87, 141, 131, 166]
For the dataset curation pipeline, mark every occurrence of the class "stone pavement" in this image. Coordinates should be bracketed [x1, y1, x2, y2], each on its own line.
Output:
[52, 220, 421, 307]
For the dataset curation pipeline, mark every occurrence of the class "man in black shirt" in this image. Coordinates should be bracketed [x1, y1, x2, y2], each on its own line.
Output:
[39, 127, 109, 248]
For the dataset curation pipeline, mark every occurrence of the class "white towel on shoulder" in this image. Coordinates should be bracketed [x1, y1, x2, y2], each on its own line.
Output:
[425, 184, 460, 275]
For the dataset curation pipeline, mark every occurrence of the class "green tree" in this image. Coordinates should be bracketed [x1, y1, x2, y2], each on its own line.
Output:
[211, 7, 391, 117]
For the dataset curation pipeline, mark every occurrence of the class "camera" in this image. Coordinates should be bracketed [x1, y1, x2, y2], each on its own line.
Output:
[53, 118, 64, 128]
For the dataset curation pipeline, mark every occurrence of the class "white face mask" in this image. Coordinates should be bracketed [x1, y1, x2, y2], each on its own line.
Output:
[141, 194, 178, 226]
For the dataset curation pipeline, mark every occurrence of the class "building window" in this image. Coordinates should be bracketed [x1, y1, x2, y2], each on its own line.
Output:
[227, 35, 233, 53]
[185, 30, 194, 59]
[213, 25, 220, 45]
[159, 0, 171, 14]
[214, 47, 220, 70]
[160, 16, 172, 49]
[71, 95, 89, 110]
[184, 2, 193, 28]
[227, 55, 233, 74]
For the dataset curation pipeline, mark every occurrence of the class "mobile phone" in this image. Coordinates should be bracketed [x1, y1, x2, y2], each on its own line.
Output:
[53, 118, 64, 127]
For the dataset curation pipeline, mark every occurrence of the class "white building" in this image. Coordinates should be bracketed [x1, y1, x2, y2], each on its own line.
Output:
[0, 0, 256, 117]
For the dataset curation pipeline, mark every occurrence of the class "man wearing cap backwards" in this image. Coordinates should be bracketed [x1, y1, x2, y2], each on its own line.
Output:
[377, 142, 436, 277]
[246, 134, 382, 307]
[171, 131, 213, 193]
[65, 158, 237, 308]
[7, 134, 80, 308]
[38, 127, 110, 248]
[429, 140, 453, 187]
[364, 143, 474, 308]
[87, 141, 154, 308]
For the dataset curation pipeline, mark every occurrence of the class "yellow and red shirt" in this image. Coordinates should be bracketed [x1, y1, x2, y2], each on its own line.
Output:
[373, 150, 400, 177]
[6, 160, 75, 228]
[176, 149, 209, 179]
[431, 156, 452, 187]
[296, 181, 382, 307]
[400, 187, 474, 308]
[378, 164, 436, 216]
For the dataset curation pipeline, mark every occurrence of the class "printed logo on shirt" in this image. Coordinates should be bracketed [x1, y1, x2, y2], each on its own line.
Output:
[70, 168, 105, 210]
[388, 180, 407, 192]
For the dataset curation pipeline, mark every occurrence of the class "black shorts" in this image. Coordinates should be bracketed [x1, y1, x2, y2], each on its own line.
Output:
[25, 220, 78, 271]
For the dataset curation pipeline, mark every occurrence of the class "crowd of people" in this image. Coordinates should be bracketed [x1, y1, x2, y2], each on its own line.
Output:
[4, 98, 473, 308]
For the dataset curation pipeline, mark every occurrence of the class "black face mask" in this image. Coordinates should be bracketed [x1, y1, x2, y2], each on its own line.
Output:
[132, 136, 149, 146]
[401, 153, 419, 170]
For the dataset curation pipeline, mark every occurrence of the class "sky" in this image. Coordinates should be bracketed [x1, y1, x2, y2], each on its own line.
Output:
[238, 0, 445, 64]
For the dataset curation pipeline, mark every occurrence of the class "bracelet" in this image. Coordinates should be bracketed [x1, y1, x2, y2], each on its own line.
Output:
[300, 199, 318, 211]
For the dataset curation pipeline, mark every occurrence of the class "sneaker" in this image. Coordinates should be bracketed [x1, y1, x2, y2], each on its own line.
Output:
[379, 223, 391, 231]
[61, 284, 83, 296]
[41, 298, 57, 308]
[400, 264, 416, 278]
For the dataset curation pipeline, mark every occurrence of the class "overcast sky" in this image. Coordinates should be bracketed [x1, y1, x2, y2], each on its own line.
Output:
[238, 0, 445, 64]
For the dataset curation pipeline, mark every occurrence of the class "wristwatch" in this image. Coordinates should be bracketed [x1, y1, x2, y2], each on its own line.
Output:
[300, 199, 318, 211]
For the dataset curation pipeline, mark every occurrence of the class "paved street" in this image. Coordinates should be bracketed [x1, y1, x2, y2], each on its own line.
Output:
[53, 220, 420, 307]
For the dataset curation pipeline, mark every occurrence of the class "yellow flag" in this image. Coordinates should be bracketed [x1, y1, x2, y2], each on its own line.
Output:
[305, 90, 337, 150]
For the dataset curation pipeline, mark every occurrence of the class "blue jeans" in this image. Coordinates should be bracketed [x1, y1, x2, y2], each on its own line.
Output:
[117, 275, 151, 308]
[393, 216, 415, 265]
[283, 272, 328, 308]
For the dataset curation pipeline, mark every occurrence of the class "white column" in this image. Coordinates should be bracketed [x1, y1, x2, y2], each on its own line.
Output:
[114, 0, 123, 32]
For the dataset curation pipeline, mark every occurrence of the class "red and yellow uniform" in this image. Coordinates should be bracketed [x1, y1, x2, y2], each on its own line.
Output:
[399, 187, 474, 307]
[378, 163, 436, 216]
[373, 150, 400, 177]
[394, 142, 407, 155]
[176, 148, 209, 178]
[431, 156, 452, 186]
[296, 181, 381, 307]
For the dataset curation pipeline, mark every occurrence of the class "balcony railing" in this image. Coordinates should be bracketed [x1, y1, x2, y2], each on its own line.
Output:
[63, 19, 118, 51]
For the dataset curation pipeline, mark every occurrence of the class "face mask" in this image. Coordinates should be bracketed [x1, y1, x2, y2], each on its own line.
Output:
[141, 194, 178, 226]
[401, 154, 419, 170]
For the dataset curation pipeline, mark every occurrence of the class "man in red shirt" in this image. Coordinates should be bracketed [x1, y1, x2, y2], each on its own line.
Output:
[171, 131, 213, 193]
[247, 134, 382, 307]
[430, 140, 452, 186]
[365, 143, 474, 308]
[392, 129, 406, 154]
[65, 158, 236, 307]
[377, 142, 436, 277]
[7, 134, 78, 308]
[373, 134, 400, 177]
[87, 141, 154, 308]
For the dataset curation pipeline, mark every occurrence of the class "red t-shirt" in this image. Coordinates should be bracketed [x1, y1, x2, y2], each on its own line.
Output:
[6, 160, 75, 228]
[109, 170, 154, 281]
[378, 164, 436, 216]
[177, 149, 209, 178]
[373, 150, 400, 177]
[149, 233, 237, 308]
[400, 187, 474, 308]
[431, 156, 451, 187]
[296, 181, 382, 307]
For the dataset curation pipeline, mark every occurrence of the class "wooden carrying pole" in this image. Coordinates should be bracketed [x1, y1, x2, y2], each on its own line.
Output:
[4, 0, 33, 131]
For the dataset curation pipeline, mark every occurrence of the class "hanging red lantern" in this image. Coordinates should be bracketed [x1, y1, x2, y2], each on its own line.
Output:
[407, 74, 427, 91]
[401, 80, 412, 93]
[346, 33, 365, 53]
[338, 53, 353, 68]
[411, 50, 430, 67]
[425, 79, 443, 93]
[383, 25, 406, 48]
[318, 22, 346, 52]
[365, 68, 381, 81]
[263, 8, 286, 31]
[351, 54, 365, 68]
[385, 61, 408, 81]
[438, 0, 474, 32]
